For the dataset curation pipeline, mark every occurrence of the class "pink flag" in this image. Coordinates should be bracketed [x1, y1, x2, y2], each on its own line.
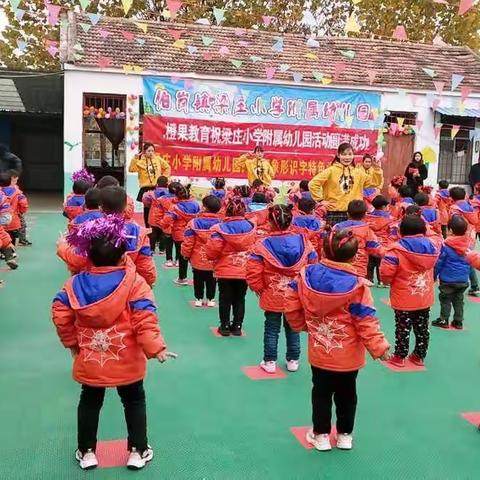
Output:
[434, 125, 442, 140]
[392, 25, 408, 41]
[265, 66, 276, 80]
[234, 28, 246, 36]
[432, 98, 441, 111]
[459, 0, 475, 15]
[415, 119, 424, 130]
[98, 56, 111, 69]
[262, 16, 275, 27]
[202, 52, 213, 61]
[461, 86, 473, 101]
[433, 81, 445, 95]
[167, 29, 184, 40]
[366, 70, 377, 85]
[334, 62, 346, 80]
[99, 28, 111, 38]
[167, 0, 182, 20]
[45, 1, 61, 26]
[47, 45, 59, 57]
[122, 31, 135, 42]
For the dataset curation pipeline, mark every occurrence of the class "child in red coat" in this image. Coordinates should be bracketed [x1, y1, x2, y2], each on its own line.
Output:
[207, 198, 256, 336]
[285, 229, 390, 451]
[162, 184, 200, 285]
[414, 192, 441, 235]
[245, 192, 270, 237]
[380, 214, 440, 367]
[57, 186, 157, 287]
[95, 175, 136, 221]
[52, 215, 174, 471]
[64, 170, 95, 220]
[181, 195, 222, 307]
[291, 198, 323, 256]
[247, 205, 317, 374]
[333, 200, 383, 278]
[435, 180, 451, 239]
[70, 188, 103, 230]
[391, 185, 415, 220]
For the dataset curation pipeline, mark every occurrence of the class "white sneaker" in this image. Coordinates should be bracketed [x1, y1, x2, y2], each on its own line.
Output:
[286, 360, 299, 372]
[194, 299, 203, 307]
[207, 299, 216, 307]
[305, 429, 332, 451]
[174, 278, 189, 286]
[260, 360, 276, 374]
[336, 433, 353, 450]
[127, 446, 154, 470]
[174, 260, 179, 267]
[164, 260, 174, 267]
[75, 449, 98, 470]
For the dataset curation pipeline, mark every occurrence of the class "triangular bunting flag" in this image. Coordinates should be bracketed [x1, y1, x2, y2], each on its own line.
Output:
[99, 28, 111, 38]
[87, 13, 102, 26]
[292, 72, 303, 83]
[98, 56, 111, 69]
[397, 117, 405, 128]
[434, 124, 442, 140]
[265, 66, 276, 80]
[301, 10, 317, 27]
[135, 22, 148, 34]
[340, 50, 356, 60]
[306, 37, 319, 48]
[121, 0, 133, 15]
[45, 2, 61, 26]
[451, 125, 460, 139]
[16, 39, 26, 52]
[262, 16, 274, 27]
[250, 55, 263, 63]
[279, 64, 291, 73]
[202, 36, 214, 46]
[433, 35, 447, 47]
[451, 74, 464, 91]
[304, 52, 318, 60]
[392, 25, 408, 41]
[230, 59, 243, 69]
[461, 86, 473, 102]
[167, 0, 182, 20]
[235, 28, 246, 36]
[9, 0, 21, 9]
[272, 39, 284, 53]
[122, 31, 135, 42]
[173, 39, 186, 49]
[187, 46, 198, 55]
[422, 67, 436, 78]
[14, 8, 25, 21]
[433, 81, 445, 95]
[459, 0, 475, 15]
[78, 0, 91, 9]
[334, 62, 346, 80]
[415, 119, 424, 131]
[367, 70, 377, 85]
[213, 7, 225, 24]
[218, 46, 230, 57]
[345, 14, 361, 33]
[80, 23, 92, 33]
[167, 29, 183, 40]
[322, 76, 333, 85]
[312, 70, 323, 82]
[135, 38, 145, 46]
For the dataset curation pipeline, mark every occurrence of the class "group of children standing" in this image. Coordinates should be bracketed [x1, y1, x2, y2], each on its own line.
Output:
[50, 142, 480, 468]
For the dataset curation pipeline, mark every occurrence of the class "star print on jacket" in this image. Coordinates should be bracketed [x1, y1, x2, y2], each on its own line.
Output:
[231, 251, 249, 267]
[306, 316, 348, 354]
[79, 326, 127, 367]
[271, 273, 293, 299]
[409, 272, 429, 296]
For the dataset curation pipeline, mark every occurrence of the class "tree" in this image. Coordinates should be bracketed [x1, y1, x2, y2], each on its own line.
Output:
[356, 0, 480, 50]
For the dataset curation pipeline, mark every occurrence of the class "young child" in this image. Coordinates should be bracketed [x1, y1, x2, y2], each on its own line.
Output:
[387, 175, 406, 207]
[96, 175, 135, 221]
[158, 182, 180, 267]
[245, 192, 270, 237]
[247, 205, 317, 374]
[449, 186, 480, 297]
[291, 198, 323, 256]
[284, 229, 390, 451]
[333, 200, 383, 278]
[234, 185, 253, 208]
[64, 170, 95, 220]
[0, 170, 28, 247]
[51, 215, 174, 471]
[207, 198, 256, 336]
[0, 191, 16, 269]
[70, 188, 103, 229]
[210, 177, 227, 204]
[57, 186, 156, 286]
[391, 185, 415, 220]
[162, 184, 200, 286]
[435, 180, 451, 239]
[380, 214, 440, 367]
[470, 182, 480, 241]
[6, 170, 31, 246]
[433, 215, 478, 330]
[142, 176, 170, 253]
[365, 195, 394, 286]
[181, 195, 222, 307]
[363, 187, 380, 213]
[414, 192, 441, 235]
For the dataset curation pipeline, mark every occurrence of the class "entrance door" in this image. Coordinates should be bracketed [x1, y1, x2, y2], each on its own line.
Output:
[381, 134, 415, 195]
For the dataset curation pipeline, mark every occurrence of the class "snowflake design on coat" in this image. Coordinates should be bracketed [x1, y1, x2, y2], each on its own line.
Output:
[198, 245, 213, 266]
[409, 272, 429, 296]
[307, 316, 348, 354]
[271, 273, 293, 299]
[79, 326, 127, 367]
[231, 251, 249, 267]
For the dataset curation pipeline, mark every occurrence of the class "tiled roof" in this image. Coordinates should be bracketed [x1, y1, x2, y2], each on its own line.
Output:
[64, 11, 480, 91]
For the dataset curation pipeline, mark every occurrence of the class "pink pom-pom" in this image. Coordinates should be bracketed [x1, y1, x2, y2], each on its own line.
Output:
[71, 169, 95, 184]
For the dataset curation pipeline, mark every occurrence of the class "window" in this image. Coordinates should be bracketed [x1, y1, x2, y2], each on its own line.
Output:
[83, 94, 126, 168]
[438, 115, 475, 184]
[384, 111, 417, 127]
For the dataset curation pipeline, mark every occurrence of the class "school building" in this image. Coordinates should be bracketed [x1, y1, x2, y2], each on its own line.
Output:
[59, 11, 480, 206]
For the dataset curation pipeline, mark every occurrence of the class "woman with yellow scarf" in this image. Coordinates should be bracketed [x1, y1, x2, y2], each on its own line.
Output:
[128, 142, 171, 227]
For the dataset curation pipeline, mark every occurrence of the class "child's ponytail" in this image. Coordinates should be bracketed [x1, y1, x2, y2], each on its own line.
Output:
[268, 204, 294, 231]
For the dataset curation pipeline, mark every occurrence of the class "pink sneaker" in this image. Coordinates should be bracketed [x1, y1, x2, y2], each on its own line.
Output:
[260, 360, 276, 374]
[174, 278, 189, 286]
[164, 260, 174, 267]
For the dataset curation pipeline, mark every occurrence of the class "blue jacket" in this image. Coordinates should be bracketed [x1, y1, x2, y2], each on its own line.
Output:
[434, 236, 471, 284]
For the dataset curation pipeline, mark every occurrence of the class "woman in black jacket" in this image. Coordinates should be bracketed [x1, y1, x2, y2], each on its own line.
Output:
[404, 151, 428, 193]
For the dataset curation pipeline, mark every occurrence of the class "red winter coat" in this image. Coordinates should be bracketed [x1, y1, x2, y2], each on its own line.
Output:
[470, 194, 480, 233]
[449, 200, 478, 246]
[142, 188, 172, 228]
[0, 226, 12, 248]
[380, 235, 440, 311]
[68, 209, 103, 232]
[420, 206, 441, 235]
[63, 193, 85, 221]
[333, 220, 383, 277]
[245, 203, 271, 237]
[436, 189, 451, 226]
[1, 185, 28, 231]
[124, 195, 135, 221]
[284, 260, 389, 372]
[291, 213, 323, 256]
[51, 261, 165, 387]
[246, 231, 318, 312]
[391, 197, 415, 220]
[161, 199, 200, 242]
[206, 216, 256, 279]
[57, 221, 156, 286]
[365, 210, 394, 248]
[181, 213, 221, 271]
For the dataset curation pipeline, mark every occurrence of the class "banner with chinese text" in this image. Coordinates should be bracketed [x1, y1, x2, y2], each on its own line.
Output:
[143, 77, 381, 180]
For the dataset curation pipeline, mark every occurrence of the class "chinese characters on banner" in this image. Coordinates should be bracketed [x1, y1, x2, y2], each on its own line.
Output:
[142, 77, 381, 180]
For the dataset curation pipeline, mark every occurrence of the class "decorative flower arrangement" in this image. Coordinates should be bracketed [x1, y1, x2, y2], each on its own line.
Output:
[387, 123, 416, 136]
[83, 106, 126, 119]
[391, 175, 406, 188]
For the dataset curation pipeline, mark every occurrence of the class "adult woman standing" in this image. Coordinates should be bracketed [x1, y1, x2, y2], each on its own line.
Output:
[128, 142, 171, 227]
[404, 151, 428, 193]
[308, 143, 384, 225]
[237, 146, 275, 187]
[357, 154, 384, 188]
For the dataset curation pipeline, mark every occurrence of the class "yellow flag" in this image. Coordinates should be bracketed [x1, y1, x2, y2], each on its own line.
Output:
[304, 52, 318, 60]
[371, 108, 379, 120]
[173, 39, 186, 49]
[121, 0, 133, 15]
[422, 146, 436, 164]
[123, 65, 133, 74]
[352, 0, 362, 3]
[345, 14, 361, 33]
[451, 126, 460, 140]
[459, 102, 465, 114]
[397, 117, 405, 128]
[135, 22, 148, 33]
[322, 76, 333, 85]
[345, 115, 354, 128]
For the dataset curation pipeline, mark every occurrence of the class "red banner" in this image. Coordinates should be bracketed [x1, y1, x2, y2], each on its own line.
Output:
[144, 115, 378, 180]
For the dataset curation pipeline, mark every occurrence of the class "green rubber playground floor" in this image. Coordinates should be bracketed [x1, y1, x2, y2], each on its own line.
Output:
[1, 213, 480, 479]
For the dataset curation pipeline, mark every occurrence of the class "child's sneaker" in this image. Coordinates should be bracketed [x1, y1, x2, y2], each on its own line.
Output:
[158, 250, 165, 255]
[174, 260, 180, 267]
[468, 288, 480, 297]
[75, 449, 98, 470]
[286, 360, 299, 372]
[408, 353, 424, 367]
[388, 355, 405, 367]
[194, 299, 203, 307]
[336, 433, 353, 450]
[173, 278, 189, 286]
[230, 323, 242, 336]
[126, 446, 154, 470]
[305, 429, 331, 451]
[19, 239, 32, 246]
[164, 260, 174, 267]
[218, 324, 230, 336]
[260, 360, 276, 374]
[432, 318, 449, 328]
[6, 259, 18, 270]
[206, 299, 216, 308]
[377, 282, 388, 288]
[451, 321, 463, 330]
